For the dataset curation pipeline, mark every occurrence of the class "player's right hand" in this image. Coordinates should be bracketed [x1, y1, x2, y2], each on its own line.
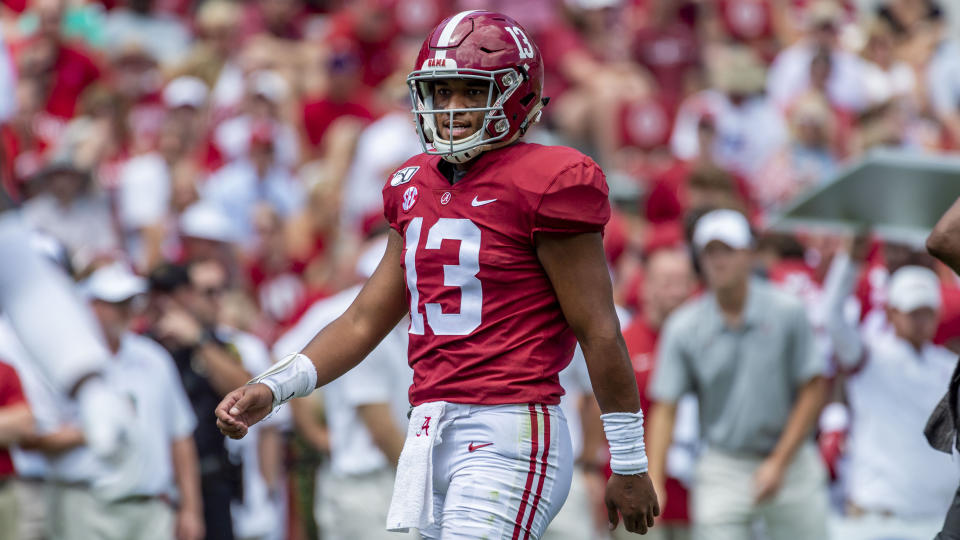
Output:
[215, 383, 274, 439]
[605, 472, 660, 535]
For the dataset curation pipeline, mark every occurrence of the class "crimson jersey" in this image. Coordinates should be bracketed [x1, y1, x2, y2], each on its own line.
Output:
[382, 143, 610, 406]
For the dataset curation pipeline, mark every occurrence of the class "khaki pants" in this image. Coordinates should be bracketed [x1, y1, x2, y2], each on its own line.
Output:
[692, 444, 829, 540]
[0, 480, 17, 540]
[50, 484, 174, 540]
[14, 479, 49, 540]
[315, 467, 419, 540]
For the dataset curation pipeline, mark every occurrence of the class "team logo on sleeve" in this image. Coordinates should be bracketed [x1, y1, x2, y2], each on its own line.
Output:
[390, 166, 420, 186]
[402, 186, 419, 212]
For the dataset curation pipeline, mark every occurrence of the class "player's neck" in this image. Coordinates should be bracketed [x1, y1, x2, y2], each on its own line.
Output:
[438, 157, 478, 184]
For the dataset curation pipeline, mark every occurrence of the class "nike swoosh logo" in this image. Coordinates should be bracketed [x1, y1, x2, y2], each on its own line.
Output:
[471, 196, 497, 207]
[468, 442, 493, 452]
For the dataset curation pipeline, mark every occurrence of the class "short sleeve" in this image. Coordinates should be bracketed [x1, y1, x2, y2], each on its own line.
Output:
[534, 161, 610, 235]
[788, 303, 827, 385]
[382, 182, 401, 235]
[0, 361, 25, 407]
[648, 314, 693, 403]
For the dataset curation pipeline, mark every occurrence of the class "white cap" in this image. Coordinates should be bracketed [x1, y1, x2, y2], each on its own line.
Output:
[84, 262, 148, 303]
[179, 202, 236, 243]
[887, 266, 941, 313]
[693, 209, 753, 251]
[249, 71, 289, 104]
[163, 76, 209, 109]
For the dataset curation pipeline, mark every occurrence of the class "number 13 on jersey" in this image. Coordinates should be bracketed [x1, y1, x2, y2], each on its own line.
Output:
[404, 217, 483, 336]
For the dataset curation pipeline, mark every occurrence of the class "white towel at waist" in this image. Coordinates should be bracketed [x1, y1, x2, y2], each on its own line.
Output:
[387, 401, 446, 532]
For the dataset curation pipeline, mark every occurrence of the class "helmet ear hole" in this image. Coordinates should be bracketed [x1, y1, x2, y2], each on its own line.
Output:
[519, 92, 536, 107]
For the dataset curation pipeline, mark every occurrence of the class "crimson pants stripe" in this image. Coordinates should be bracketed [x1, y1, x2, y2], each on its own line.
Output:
[512, 404, 540, 540]
[522, 405, 551, 540]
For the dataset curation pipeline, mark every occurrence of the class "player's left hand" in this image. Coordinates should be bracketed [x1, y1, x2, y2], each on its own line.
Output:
[753, 456, 786, 503]
[605, 472, 660, 535]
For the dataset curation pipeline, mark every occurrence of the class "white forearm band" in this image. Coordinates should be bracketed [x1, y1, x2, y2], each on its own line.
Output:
[602, 410, 649, 475]
[248, 353, 318, 409]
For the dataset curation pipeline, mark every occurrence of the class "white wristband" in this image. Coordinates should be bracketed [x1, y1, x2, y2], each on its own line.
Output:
[248, 353, 318, 409]
[602, 410, 649, 475]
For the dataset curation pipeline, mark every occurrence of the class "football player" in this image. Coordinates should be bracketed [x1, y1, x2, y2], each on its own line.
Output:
[216, 10, 659, 538]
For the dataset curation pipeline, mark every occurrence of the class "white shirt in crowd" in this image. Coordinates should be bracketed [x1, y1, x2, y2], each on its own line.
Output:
[766, 41, 868, 112]
[272, 285, 412, 477]
[102, 8, 193, 67]
[340, 111, 423, 234]
[927, 39, 960, 120]
[670, 89, 788, 183]
[48, 332, 196, 499]
[823, 254, 960, 518]
[844, 324, 958, 518]
[222, 327, 289, 540]
[214, 116, 300, 169]
[201, 158, 305, 246]
[21, 193, 120, 264]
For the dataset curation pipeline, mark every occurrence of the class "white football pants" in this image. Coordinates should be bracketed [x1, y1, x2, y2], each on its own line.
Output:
[420, 402, 573, 540]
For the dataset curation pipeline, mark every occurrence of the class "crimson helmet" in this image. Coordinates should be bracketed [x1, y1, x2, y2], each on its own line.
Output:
[408, 10, 548, 163]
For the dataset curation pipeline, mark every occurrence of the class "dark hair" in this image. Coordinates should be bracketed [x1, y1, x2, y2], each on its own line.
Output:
[148, 263, 191, 294]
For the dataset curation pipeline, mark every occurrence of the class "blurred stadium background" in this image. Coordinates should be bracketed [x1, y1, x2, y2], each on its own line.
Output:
[2, 0, 960, 539]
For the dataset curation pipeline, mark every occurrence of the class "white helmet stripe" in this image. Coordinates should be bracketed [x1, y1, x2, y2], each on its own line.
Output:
[434, 10, 479, 60]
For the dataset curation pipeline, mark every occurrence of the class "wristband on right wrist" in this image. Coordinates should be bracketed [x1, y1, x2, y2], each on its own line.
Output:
[248, 353, 318, 409]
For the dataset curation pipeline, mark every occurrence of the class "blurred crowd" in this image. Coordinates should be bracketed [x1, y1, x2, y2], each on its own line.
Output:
[1, 0, 960, 539]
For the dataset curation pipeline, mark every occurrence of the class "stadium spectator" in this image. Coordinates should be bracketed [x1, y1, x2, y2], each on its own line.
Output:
[648, 209, 830, 540]
[175, 0, 244, 115]
[147, 261, 251, 540]
[12, 0, 102, 122]
[766, 0, 866, 113]
[201, 124, 305, 250]
[199, 265, 288, 540]
[102, 0, 191, 68]
[621, 244, 699, 540]
[0, 358, 31, 540]
[823, 249, 958, 539]
[20, 153, 119, 268]
[45, 263, 202, 540]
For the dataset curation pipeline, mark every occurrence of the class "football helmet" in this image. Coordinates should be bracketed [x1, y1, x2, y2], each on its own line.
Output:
[408, 10, 548, 163]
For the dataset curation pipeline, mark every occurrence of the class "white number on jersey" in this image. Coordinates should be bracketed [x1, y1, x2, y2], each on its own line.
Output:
[405, 217, 483, 336]
[505, 26, 534, 60]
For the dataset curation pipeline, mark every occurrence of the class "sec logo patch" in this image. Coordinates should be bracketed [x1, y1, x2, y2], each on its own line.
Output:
[402, 186, 419, 212]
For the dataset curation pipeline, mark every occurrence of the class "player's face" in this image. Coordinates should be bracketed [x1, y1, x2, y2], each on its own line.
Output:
[888, 306, 939, 349]
[431, 78, 489, 141]
[699, 241, 752, 291]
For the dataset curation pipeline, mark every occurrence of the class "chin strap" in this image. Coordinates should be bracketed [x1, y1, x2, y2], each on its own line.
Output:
[518, 96, 549, 136]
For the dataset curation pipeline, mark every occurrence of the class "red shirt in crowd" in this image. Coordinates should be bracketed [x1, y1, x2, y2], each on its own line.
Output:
[301, 97, 375, 148]
[0, 360, 27, 478]
[383, 143, 610, 406]
[11, 38, 102, 120]
[621, 317, 691, 523]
